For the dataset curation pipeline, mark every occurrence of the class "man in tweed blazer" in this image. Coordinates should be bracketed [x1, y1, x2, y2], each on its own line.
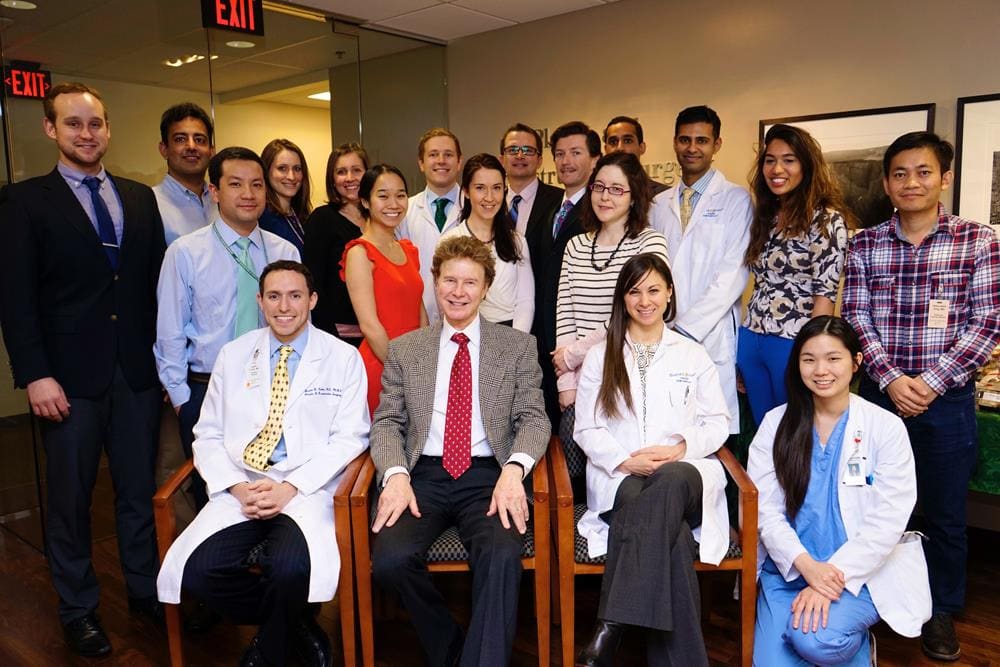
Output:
[370, 236, 550, 667]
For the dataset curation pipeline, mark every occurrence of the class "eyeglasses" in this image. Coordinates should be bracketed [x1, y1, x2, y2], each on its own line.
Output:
[501, 145, 540, 157]
[590, 182, 631, 197]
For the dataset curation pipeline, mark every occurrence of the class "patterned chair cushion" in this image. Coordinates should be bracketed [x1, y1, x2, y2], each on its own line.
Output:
[244, 540, 267, 567]
[559, 404, 588, 479]
[571, 503, 742, 565]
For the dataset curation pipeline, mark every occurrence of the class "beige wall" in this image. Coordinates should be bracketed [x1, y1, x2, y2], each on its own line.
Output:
[446, 0, 1000, 208]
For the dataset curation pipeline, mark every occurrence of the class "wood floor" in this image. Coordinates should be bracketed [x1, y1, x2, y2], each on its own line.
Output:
[2, 510, 999, 666]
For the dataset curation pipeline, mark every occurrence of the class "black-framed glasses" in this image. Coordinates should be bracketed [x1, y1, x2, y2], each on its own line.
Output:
[501, 145, 539, 157]
[590, 182, 631, 197]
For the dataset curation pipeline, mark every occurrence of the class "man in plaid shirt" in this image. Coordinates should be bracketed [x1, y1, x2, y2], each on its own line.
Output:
[843, 131, 1000, 662]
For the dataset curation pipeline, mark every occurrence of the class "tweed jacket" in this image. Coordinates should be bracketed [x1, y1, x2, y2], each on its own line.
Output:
[370, 316, 551, 483]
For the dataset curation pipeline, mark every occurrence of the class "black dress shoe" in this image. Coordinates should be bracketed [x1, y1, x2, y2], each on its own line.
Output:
[291, 615, 332, 667]
[128, 595, 166, 627]
[183, 600, 222, 634]
[239, 636, 272, 667]
[921, 612, 961, 661]
[63, 613, 112, 657]
[575, 619, 625, 667]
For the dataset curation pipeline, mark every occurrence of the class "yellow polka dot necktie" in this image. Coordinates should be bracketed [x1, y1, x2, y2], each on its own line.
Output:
[243, 345, 293, 472]
[680, 187, 695, 233]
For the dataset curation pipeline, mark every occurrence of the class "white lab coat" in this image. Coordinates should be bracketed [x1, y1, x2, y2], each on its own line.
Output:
[748, 394, 931, 637]
[397, 187, 464, 324]
[157, 324, 370, 604]
[573, 328, 732, 564]
[649, 172, 751, 432]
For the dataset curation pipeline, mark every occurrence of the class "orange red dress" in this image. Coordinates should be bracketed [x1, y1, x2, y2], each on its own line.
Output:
[341, 238, 424, 414]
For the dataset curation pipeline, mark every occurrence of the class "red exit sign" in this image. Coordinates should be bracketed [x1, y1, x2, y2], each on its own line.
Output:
[4, 63, 52, 100]
[202, 0, 264, 36]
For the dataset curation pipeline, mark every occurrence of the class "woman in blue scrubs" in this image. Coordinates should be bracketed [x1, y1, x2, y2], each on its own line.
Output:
[748, 316, 930, 665]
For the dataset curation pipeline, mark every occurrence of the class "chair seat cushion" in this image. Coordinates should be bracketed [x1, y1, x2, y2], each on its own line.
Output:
[571, 503, 742, 564]
[426, 524, 535, 562]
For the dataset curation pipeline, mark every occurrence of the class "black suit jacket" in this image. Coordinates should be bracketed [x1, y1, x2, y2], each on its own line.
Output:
[0, 168, 166, 397]
[522, 179, 563, 240]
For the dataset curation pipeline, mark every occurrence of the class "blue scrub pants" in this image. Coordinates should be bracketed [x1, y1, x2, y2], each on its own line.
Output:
[754, 565, 878, 666]
[736, 327, 795, 426]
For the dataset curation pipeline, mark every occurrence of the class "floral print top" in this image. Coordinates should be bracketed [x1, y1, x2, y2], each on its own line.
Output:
[743, 208, 848, 339]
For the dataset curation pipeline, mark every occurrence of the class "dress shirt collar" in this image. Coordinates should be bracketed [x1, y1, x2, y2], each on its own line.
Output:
[891, 202, 952, 244]
[509, 177, 539, 199]
[440, 315, 482, 352]
[686, 168, 716, 197]
[269, 326, 309, 361]
[562, 186, 587, 208]
[214, 215, 262, 248]
[427, 183, 461, 209]
[162, 172, 210, 201]
[57, 161, 107, 187]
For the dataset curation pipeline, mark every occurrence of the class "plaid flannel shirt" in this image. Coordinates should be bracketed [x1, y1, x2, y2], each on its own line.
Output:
[842, 204, 1000, 394]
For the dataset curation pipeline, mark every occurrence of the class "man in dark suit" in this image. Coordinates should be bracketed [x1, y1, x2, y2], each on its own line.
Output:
[369, 235, 550, 667]
[0, 82, 166, 657]
[524, 120, 600, 428]
[499, 122, 563, 237]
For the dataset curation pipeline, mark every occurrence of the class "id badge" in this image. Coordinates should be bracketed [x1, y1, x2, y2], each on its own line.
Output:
[842, 456, 866, 486]
[245, 361, 261, 389]
[928, 299, 949, 329]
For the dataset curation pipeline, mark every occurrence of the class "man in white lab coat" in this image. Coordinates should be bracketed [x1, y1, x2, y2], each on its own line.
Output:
[397, 127, 464, 323]
[650, 106, 752, 432]
[156, 260, 370, 667]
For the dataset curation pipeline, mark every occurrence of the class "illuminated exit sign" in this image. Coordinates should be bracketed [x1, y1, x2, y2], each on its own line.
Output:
[4, 62, 52, 100]
[202, 0, 264, 36]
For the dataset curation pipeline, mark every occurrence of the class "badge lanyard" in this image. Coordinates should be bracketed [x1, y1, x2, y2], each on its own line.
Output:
[213, 223, 270, 280]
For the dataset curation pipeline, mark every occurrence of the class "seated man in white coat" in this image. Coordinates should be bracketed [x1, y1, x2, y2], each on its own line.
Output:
[157, 260, 369, 667]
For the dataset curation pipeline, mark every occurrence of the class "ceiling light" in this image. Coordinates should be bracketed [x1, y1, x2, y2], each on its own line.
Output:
[308, 92, 331, 102]
[162, 54, 218, 68]
[0, 1, 38, 9]
[226, 40, 255, 49]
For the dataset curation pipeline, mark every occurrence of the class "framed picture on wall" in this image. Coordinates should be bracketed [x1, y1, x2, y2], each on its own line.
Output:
[759, 104, 935, 228]
[954, 93, 1000, 236]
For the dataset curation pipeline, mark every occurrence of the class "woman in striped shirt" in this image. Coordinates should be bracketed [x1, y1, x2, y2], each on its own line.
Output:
[553, 151, 669, 411]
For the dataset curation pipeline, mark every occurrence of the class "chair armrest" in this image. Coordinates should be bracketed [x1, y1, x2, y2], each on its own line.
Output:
[548, 434, 575, 509]
[334, 452, 368, 509]
[717, 445, 758, 553]
[350, 454, 376, 507]
[530, 437, 553, 506]
[717, 446, 755, 498]
[153, 459, 195, 563]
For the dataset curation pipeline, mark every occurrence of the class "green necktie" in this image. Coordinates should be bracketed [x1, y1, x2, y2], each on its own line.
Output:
[234, 237, 258, 337]
[434, 197, 449, 231]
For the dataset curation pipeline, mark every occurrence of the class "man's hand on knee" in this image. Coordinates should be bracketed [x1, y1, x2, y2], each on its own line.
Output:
[373, 473, 420, 533]
[487, 464, 530, 534]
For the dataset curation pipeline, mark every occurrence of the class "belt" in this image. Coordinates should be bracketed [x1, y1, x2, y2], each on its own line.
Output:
[187, 369, 212, 385]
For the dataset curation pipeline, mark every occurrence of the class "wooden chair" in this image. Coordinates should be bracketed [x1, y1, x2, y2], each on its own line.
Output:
[549, 438, 758, 667]
[152, 453, 367, 667]
[349, 438, 555, 667]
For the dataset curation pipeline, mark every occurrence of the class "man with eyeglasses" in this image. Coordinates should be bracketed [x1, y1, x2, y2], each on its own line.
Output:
[499, 123, 563, 237]
[603, 115, 668, 196]
[649, 105, 752, 434]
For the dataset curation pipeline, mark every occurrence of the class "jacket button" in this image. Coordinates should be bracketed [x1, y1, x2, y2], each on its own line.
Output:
[110, 314, 118, 321]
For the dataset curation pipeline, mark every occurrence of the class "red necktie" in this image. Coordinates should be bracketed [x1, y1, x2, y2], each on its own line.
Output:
[443, 332, 472, 479]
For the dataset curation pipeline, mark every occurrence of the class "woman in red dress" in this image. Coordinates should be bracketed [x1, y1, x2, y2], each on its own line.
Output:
[342, 164, 427, 414]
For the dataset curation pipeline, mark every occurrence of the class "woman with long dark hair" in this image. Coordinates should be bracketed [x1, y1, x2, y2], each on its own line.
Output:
[438, 153, 534, 330]
[573, 253, 730, 666]
[342, 164, 427, 414]
[303, 142, 370, 343]
[259, 138, 312, 253]
[737, 124, 850, 425]
[749, 316, 928, 665]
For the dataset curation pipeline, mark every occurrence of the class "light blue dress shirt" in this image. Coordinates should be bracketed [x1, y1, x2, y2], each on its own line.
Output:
[266, 327, 308, 463]
[154, 218, 300, 407]
[153, 174, 216, 245]
[57, 162, 124, 242]
[684, 168, 716, 214]
[426, 183, 461, 220]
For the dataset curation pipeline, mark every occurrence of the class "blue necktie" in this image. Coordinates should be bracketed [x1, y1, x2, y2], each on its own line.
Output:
[83, 176, 119, 270]
[510, 194, 523, 226]
[553, 200, 573, 239]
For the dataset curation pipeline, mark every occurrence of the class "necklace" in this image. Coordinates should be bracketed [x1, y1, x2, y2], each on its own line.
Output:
[590, 230, 628, 271]
[464, 220, 494, 244]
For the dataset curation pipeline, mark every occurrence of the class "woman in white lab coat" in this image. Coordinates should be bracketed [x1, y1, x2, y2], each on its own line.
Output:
[573, 253, 730, 667]
[749, 316, 929, 666]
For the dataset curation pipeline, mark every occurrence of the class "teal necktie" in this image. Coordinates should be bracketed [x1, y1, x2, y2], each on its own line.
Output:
[434, 197, 449, 231]
[234, 237, 258, 337]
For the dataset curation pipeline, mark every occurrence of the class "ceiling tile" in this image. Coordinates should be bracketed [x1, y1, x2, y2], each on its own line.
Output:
[295, 0, 442, 23]
[451, 0, 602, 24]
[374, 4, 514, 41]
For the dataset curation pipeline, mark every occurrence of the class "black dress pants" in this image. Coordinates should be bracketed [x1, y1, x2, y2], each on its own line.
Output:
[371, 457, 524, 667]
[182, 514, 311, 665]
[41, 365, 161, 624]
[177, 378, 209, 509]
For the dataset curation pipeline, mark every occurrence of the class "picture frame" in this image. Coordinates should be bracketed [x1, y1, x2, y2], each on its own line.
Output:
[759, 104, 936, 228]
[953, 93, 1000, 231]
